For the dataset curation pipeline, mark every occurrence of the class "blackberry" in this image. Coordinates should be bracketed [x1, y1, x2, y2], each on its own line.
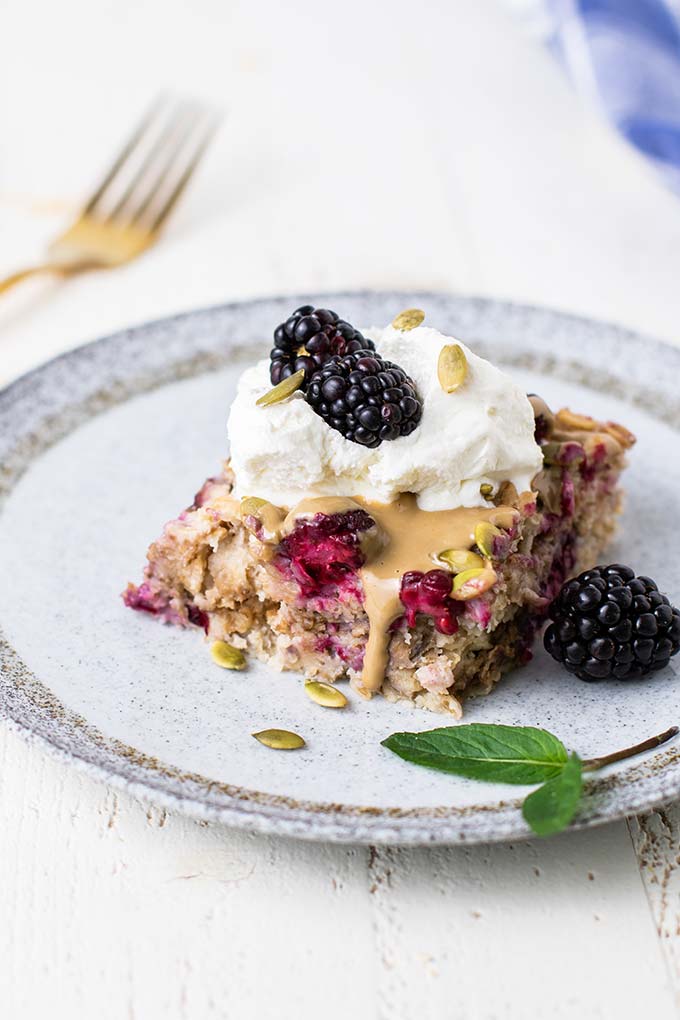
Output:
[270, 305, 375, 387]
[305, 350, 422, 448]
[544, 564, 680, 682]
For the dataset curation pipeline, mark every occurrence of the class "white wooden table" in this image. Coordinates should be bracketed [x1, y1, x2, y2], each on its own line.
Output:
[2, 1, 680, 1016]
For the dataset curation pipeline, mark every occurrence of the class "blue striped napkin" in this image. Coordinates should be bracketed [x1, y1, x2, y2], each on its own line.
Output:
[519, 0, 680, 192]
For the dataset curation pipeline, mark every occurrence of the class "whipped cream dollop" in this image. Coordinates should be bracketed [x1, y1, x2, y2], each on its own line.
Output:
[227, 324, 543, 511]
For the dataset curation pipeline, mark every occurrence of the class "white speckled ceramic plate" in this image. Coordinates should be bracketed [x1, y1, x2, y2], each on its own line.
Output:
[1, 292, 680, 844]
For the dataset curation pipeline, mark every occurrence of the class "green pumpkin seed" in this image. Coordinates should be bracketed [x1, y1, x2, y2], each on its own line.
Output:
[210, 641, 247, 670]
[256, 369, 305, 407]
[474, 521, 504, 559]
[304, 680, 348, 708]
[542, 440, 588, 467]
[533, 470, 563, 515]
[480, 483, 495, 501]
[437, 344, 468, 393]
[392, 308, 425, 331]
[240, 496, 268, 517]
[239, 497, 285, 542]
[437, 548, 484, 574]
[252, 728, 306, 750]
[540, 441, 562, 465]
[450, 565, 497, 601]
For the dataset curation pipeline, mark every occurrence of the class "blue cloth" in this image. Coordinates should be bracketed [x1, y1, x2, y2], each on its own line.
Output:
[544, 0, 680, 191]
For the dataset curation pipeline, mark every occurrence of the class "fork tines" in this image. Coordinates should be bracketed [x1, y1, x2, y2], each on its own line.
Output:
[83, 96, 220, 232]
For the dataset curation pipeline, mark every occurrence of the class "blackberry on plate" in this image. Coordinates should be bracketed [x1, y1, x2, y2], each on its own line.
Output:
[544, 564, 680, 682]
[305, 350, 422, 448]
[270, 305, 375, 387]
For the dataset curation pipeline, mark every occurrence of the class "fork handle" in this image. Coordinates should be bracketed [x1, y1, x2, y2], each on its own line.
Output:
[0, 262, 78, 297]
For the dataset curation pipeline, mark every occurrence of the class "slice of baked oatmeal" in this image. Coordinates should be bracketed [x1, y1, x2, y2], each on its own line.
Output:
[124, 392, 634, 716]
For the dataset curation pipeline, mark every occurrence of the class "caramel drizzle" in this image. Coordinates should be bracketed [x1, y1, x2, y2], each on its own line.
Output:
[354, 495, 516, 696]
[280, 494, 515, 697]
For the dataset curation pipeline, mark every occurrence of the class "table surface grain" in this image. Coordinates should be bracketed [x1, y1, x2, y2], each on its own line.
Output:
[2, 1, 680, 1017]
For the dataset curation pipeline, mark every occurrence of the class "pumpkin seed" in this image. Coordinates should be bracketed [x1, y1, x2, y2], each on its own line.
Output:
[488, 507, 520, 530]
[211, 641, 247, 670]
[437, 344, 468, 393]
[252, 728, 306, 750]
[304, 680, 348, 708]
[541, 440, 586, 466]
[450, 565, 497, 601]
[240, 496, 268, 518]
[392, 308, 425, 331]
[603, 421, 636, 449]
[437, 548, 484, 573]
[480, 483, 495, 501]
[256, 369, 306, 407]
[540, 441, 560, 465]
[556, 408, 597, 432]
[474, 521, 504, 559]
[240, 497, 285, 543]
[533, 469, 562, 515]
[495, 480, 519, 507]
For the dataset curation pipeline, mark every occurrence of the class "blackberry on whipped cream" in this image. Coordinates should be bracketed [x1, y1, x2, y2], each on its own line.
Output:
[229, 323, 544, 511]
[269, 305, 375, 386]
[305, 350, 422, 448]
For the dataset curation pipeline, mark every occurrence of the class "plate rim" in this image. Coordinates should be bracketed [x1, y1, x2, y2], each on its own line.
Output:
[2, 289, 680, 845]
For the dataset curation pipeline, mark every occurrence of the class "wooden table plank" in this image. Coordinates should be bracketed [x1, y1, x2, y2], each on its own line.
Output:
[368, 832, 677, 1019]
[0, 727, 378, 1019]
[630, 808, 680, 1010]
[2, 723, 677, 1019]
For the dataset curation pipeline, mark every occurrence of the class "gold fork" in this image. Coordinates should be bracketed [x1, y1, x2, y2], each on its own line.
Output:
[0, 97, 220, 297]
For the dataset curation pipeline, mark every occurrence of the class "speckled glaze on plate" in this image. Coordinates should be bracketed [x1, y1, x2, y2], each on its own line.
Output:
[1, 292, 680, 845]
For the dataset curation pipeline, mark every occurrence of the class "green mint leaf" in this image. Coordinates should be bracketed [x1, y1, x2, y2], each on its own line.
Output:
[522, 753, 583, 837]
[381, 723, 568, 784]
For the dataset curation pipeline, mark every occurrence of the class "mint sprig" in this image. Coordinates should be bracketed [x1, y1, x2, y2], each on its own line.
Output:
[381, 723, 678, 837]
[522, 753, 583, 836]
[382, 723, 568, 784]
